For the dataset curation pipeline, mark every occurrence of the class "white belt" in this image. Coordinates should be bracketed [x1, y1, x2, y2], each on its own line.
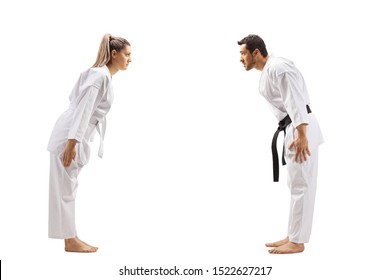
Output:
[95, 117, 106, 158]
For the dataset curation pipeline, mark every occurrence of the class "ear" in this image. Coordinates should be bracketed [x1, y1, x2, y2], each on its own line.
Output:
[111, 49, 117, 58]
[252, 49, 260, 57]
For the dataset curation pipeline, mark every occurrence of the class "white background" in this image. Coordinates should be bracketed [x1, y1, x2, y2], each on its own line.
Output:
[1, 0, 389, 279]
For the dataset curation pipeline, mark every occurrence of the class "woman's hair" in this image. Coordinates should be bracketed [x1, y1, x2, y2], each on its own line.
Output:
[92, 34, 131, 67]
[237, 34, 268, 57]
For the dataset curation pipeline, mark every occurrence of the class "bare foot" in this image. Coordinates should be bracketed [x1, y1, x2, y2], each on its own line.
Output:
[75, 237, 98, 250]
[64, 238, 98, 253]
[265, 237, 289, 247]
[268, 242, 304, 254]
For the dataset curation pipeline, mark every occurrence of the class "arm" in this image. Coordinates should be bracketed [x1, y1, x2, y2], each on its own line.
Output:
[61, 70, 105, 166]
[63, 85, 101, 166]
[277, 72, 311, 163]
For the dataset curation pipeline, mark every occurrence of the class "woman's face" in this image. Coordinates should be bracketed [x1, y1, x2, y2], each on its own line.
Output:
[112, 45, 132, 70]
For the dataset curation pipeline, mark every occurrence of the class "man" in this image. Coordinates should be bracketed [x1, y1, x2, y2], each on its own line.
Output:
[238, 35, 323, 254]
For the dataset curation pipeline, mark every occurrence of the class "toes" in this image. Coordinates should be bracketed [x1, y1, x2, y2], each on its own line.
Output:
[83, 248, 96, 253]
[86, 246, 97, 253]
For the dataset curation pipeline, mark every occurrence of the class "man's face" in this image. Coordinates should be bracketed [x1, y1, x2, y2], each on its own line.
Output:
[240, 44, 255, 71]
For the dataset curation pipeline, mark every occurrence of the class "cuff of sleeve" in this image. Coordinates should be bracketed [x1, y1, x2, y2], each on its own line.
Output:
[67, 133, 81, 143]
[292, 116, 309, 128]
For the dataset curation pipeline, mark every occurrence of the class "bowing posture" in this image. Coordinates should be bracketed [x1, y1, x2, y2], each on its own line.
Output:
[238, 35, 324, 254]
[47, 34, 131, 252]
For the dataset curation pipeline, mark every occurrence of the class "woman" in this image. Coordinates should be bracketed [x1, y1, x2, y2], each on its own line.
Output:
[47, 34, 131, 252]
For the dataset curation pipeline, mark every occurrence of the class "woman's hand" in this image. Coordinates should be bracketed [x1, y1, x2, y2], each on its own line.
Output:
[62, 139, 77, 167]
[288, 124, 311, 163]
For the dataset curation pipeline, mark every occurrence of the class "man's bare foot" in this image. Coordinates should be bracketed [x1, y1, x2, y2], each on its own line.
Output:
[64, 237, 98, 253]
[268, 242, 304, 254]
[265, 237, 289, 247]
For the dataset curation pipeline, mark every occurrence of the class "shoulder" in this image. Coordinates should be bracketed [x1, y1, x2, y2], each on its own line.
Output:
[88, 66, 111, 81]
[80, 66, 111, 88]
[267, 56, 296, 76]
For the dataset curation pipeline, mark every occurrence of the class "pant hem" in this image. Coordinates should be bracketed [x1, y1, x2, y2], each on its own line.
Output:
[48, 233, 77, 239]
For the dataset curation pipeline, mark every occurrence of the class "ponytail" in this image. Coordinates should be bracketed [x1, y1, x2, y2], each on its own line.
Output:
[92, 34, 131, 67]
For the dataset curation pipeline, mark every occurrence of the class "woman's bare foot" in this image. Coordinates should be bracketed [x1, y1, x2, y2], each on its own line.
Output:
[75, 237, 98, 250]
[268, 241, 304, 254]
[64, 237, 98, 253]
[265, 237, 289, 247]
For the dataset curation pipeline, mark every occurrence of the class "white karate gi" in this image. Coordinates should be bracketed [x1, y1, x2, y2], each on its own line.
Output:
[47, 65, 113, 239]
[259, 55, 324, 243]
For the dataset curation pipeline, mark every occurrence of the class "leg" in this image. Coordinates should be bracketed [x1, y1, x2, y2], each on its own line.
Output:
[49, 153, 80, 239]
[269, 148, 319, 254]
[48, 153, 97, 252]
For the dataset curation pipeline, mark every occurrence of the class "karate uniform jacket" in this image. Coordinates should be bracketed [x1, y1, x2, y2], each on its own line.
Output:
[259, 55, 324, 152]
[47, 65, 113, 165]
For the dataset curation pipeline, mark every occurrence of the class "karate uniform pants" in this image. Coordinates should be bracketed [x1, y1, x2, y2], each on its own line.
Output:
[285, 147, 319, 243]
[48, 152, 85, 239]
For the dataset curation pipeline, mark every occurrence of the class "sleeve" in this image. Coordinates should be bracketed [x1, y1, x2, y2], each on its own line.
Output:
[67, 85, 100, 142]
[277, 71, 309, 128]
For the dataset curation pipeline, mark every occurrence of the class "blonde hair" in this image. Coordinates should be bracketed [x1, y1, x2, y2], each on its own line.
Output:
[92, 34, 131, 67]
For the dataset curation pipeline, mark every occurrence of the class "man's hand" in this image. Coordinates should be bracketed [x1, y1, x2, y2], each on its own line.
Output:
[288, 124, 311, 163]
[62, 139, 77, 167]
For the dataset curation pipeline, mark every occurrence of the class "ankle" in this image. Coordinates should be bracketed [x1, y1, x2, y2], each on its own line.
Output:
[290, 241, 304, 246]
[65, 237, 77, 244]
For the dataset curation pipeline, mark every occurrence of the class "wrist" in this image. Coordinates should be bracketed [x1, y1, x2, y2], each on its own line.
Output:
[296, 124, 308, 137]
[67, 139, 78, 148]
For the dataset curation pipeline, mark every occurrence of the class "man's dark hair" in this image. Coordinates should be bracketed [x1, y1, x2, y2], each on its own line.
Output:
[237, 34, 268, 57]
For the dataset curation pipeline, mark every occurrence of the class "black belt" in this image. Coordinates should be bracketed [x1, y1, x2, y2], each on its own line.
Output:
[271, 105, 312, 182]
